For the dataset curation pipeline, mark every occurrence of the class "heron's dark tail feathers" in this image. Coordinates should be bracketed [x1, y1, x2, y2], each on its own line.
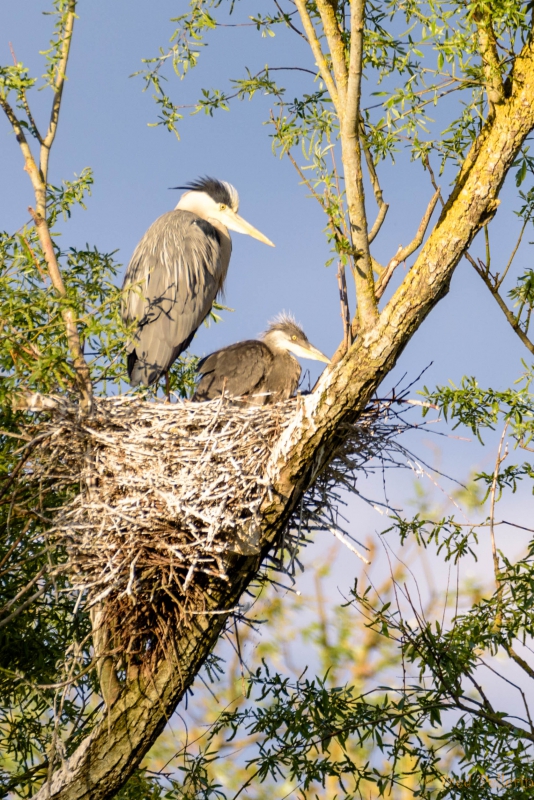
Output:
[127, 328, 198, 387]
[127, 350, 163, 387]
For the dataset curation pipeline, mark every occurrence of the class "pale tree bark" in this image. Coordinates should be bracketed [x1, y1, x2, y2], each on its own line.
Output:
[31, 27, 534, 800]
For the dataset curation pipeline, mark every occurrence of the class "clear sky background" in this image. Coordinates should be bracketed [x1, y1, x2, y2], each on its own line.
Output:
[2, 0, 533, 776]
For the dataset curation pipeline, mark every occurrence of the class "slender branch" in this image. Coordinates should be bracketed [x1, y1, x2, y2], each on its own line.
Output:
[330, 145, 352, 247]
[40, 0, 77, 195]
[507, 646, 534, 681]
[337, 263, 351, 356]
[0, 585, 47, 630]
[0, 97, 46, 214]
[361, 117, 389, 243]
[2, 5, 92, 412]
[489, 424, 508, 629]
[342, 0, 378, 331]
[315, 0, 348, 104]
[368, 202, 389, 244]
[465, 252, 534, 355]
[293, 0, 339, 106]
[495, 217, 528, 289]
[375, 188, 441, 301]
[474, 8, 504, 114]
[28, 207, 93, 411]
[272, 0, 308, 41]
[484, 223, 491, 275]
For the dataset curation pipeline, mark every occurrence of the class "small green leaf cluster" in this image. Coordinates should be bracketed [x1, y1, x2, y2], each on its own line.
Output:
[421, 372, 534, 444]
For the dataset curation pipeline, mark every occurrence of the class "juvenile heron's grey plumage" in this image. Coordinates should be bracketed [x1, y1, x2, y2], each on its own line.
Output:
[122, 177, 274, 386]
[193, 314, 330, 404]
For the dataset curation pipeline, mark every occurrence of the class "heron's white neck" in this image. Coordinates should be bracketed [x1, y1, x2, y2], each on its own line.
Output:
[176, 191, 231, 240]
[263, 331, 296, 356]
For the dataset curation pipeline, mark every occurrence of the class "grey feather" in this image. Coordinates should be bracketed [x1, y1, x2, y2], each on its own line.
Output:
[122, 210, 230, 386]
[194, 340, 300, 405]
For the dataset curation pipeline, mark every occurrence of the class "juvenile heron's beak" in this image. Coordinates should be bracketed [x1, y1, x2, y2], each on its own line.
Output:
[287, 340, 330, 364]
[221, 209, 275, 247]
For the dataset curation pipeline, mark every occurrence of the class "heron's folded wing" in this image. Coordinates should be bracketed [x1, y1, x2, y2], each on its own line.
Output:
[196, 341, 273, 400]
[122, 211, 223, 380]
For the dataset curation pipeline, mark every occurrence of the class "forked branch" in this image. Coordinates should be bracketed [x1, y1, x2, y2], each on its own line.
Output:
[375, 188, 441, 300]
[40, 0, 77, 189]
[465, 251, 534, 355]
[293, 0, 339, 106]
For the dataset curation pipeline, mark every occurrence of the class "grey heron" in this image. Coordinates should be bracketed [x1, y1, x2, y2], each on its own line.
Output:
[122, 177, 274, 386]
[193, 314, 330, 404]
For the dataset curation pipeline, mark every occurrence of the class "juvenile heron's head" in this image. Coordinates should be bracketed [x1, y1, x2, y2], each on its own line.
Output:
[262, 313, 330, 363]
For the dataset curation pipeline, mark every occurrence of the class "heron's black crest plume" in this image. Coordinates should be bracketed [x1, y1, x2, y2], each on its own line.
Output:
[172, 176, 239, 211]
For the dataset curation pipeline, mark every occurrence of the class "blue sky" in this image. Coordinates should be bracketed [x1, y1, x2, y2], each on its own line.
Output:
[2, 1, 533, 774]
[1, 2, 529, 517]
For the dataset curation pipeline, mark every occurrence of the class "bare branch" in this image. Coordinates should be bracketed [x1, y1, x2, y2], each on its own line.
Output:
[342, 0, 378, 330]
[293, 0, 339, 106]
[272, 0, 308, 41]
[507, 646, 534, 681]
[375, 188, 441, 300]
[0, 97, 46, 213]
[40, 0, 77, 193]
[315, 0, 348, 103]
[423, 153, 443, 205]
[495, 217, 528, 290]
[465, 252, 534, 355]
[336, 263, 351, 359]
[361, 119, 389, 243]
[368, 201, 389, 244]
[474, 8, 504, 114]
[28, 207, 93, 412]
[489, 425, 508, 628]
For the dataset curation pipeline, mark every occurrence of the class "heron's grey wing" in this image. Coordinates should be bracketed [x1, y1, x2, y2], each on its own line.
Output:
[194, 341, 273, 401]
[122, 211, 225, 386]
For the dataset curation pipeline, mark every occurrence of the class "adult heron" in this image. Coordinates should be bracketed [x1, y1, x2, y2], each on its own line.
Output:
[193, 314, 330, 404]
[122, 177, 274, 386]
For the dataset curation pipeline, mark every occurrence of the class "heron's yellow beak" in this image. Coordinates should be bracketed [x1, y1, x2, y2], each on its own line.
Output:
[287, 341, 330, 364]
[221, 209, 275, 247]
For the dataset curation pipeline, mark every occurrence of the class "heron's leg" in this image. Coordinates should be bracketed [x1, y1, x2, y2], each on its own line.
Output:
[164, 371, 171, 401]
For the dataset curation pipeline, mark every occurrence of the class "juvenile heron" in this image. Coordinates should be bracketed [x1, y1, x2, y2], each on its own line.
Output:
[122, 177, 274, 386]
[193, 315, 330, 404]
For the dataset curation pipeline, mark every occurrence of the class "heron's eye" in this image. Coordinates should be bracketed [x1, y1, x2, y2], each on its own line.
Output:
[291, 335, 297, 341]
[219, 203, 227, 211]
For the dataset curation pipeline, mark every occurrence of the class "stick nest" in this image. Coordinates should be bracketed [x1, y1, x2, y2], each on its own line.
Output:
[19, 393, 407, 655]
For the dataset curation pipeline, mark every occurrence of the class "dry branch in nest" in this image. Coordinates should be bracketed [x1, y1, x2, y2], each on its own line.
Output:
[12, 393, 414, 658]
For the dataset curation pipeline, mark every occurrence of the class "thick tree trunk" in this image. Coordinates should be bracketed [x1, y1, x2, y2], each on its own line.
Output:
[33, 37, 534, 800]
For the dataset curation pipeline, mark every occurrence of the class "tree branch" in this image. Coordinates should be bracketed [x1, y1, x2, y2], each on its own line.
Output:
[342, 0, 378, 331]
[474, 7, 504, 114]
[1, 4, 92, 412]
[361, 119, 389, 243]
[337, 262, 351, 356]
[28, 207, 93, 411]
[315, 0, 348, 104]
[465, 252, 534, 355]
[507, 646, 534, 681]
[272, 0, 308, 41]
[375, 188, 441, 301]
[0, 97, 47, 215]
[40, 0, 77, 194]
[293, 0, 339, 106]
